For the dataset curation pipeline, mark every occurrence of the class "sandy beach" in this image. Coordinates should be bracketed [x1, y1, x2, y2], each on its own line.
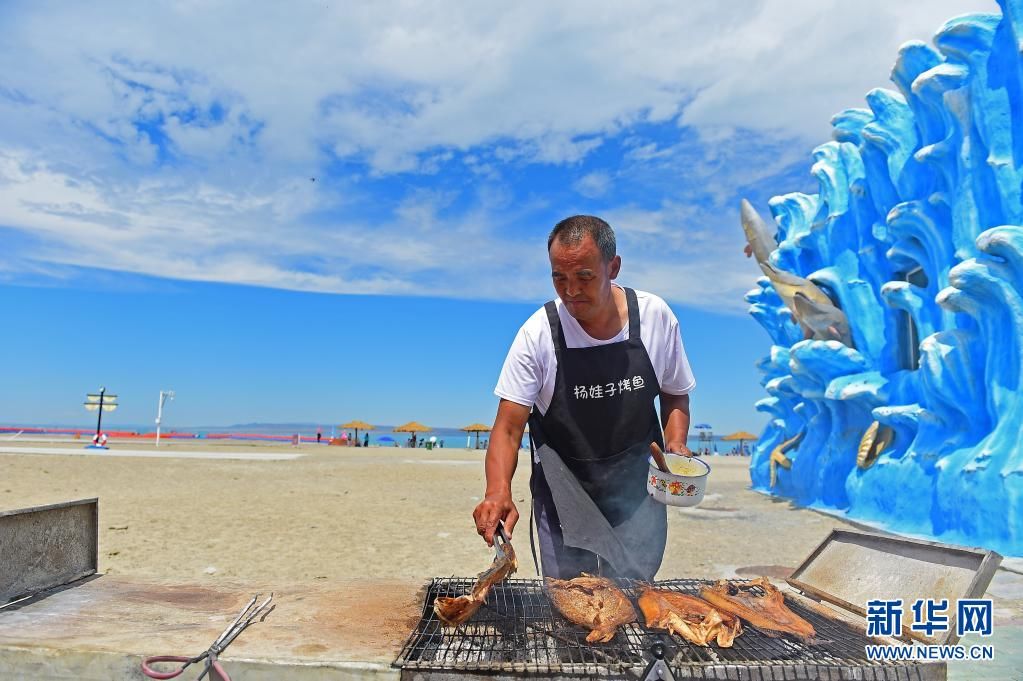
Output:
[3, 438, 1022, 679]
[1, 439, 848, 583]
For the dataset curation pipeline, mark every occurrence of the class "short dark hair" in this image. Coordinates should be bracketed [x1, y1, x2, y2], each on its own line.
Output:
[547, 215, 616, 262]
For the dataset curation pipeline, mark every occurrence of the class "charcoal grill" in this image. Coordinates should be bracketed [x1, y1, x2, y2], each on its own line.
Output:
[397, 577, 942, 680]
[394, 530, 1001, 681]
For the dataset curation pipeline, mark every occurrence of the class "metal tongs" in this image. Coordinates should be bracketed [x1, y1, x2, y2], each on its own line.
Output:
[493, 519, 511, 561]
[142, 593, 276, 681]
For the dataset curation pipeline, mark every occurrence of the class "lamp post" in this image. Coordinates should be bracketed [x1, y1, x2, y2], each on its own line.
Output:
[155, 390, 175, 447]
[83, 387, 118, 448]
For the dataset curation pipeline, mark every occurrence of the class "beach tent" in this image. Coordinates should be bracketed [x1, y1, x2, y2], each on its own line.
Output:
[722, 430, 758, 454]
[394, 421, 430, 446]
[340, 420, 374, 443]
[461, 422, 492, 449]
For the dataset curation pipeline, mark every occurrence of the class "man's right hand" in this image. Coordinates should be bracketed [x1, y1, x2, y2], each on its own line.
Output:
[473, 492, 519, 547]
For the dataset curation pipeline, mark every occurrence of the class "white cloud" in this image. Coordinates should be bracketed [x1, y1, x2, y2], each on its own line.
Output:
[572, 171, 612, 198]
[0, 149, 547, 299]
[2, 1, 996, 169]
[0, 0, 1000, 313]
[603, 201, 765, 313]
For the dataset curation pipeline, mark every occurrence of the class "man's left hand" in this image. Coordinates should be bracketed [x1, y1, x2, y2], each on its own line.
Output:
[665, 442, 694, 457]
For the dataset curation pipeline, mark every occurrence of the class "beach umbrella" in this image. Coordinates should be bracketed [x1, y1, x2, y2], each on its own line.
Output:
[340, 419, 374, 442]
[461, 422, 492, 449]
[722, 430, 758, 453]
[378, 435, 395, 443]
[692, 423, 714, 449]
[394, 421, 430, 446]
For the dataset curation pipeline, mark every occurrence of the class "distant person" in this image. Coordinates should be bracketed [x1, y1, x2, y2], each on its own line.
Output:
[340, 432, 348, 446]
[364, 433, 369, 447]
[440, 439, 444, 448]
[317, 427, 322, 443]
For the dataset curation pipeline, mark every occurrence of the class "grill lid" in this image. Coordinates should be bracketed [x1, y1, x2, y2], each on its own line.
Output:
[785, 528, 1002, 646]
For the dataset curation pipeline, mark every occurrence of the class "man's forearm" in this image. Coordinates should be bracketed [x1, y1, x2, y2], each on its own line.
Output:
[482, 398, 530, 498]
[661, 392, 691, 445]
[474, 399, 529, 543]
[484, 430, 520, 496]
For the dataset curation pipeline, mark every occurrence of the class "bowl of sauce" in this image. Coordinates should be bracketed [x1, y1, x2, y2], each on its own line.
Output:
[647, 453, 710, 507]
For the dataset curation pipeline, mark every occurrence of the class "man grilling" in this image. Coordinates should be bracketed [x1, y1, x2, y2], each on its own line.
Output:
[473, 215, 695, 580]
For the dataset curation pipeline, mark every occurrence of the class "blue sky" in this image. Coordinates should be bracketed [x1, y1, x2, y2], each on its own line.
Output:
[0, 0, 995, 432]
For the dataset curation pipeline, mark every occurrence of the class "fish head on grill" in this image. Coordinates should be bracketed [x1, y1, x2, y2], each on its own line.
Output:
[699, 577, 816, 643]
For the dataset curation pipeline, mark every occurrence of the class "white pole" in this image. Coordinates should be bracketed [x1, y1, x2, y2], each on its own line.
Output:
[467, 435, 471, 448]
[156, 392, 163, 447]
[156, 390, 174, 447]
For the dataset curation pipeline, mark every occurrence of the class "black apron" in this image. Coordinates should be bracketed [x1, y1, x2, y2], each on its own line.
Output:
[529, 287, 667, 580]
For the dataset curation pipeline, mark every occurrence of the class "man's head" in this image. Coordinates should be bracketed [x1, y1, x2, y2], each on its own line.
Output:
[547, 215, 621, 323]
[547, 215, 616, 262]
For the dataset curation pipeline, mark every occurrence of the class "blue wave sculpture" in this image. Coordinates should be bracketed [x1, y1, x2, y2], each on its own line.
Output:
[744, 0, 1023, 555]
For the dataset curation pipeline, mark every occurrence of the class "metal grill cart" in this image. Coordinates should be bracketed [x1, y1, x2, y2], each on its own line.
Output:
[394, 529, 1001, 681]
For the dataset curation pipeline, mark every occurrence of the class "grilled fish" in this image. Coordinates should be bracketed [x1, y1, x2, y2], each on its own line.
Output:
[545, 573, 636, 643]
[638, 586, 741, 647]
[699, 577, 816, 642]
[434, 541, 517, 626]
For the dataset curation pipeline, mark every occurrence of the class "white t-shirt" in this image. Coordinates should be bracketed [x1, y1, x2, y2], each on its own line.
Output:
[495, 286, 696, 415]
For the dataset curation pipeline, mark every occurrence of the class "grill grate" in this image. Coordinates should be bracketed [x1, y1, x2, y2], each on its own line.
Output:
[394, 577, 937, 680]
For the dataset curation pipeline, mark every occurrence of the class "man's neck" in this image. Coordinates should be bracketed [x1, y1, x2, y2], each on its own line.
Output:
[575, 286, 628, 340]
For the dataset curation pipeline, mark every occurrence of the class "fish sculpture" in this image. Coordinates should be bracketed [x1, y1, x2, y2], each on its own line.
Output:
[638, 586, 741, 647]
[433, 541, 517, 626]
[740, 199, 854, 347]
[699, 577, 816, 642]
[740, 198, 779, 265]
[857, 420, 895, 469]
[769, 430, 804, 488]
[545, 573, 637, 643]
[791, 292, 854, 345]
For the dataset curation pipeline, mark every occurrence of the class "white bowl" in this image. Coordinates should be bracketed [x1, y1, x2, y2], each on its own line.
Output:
[646, 453, 710, 507]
